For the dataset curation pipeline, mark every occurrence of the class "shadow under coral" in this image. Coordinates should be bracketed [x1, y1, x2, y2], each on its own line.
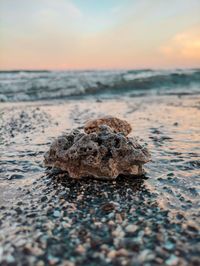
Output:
[43, 168, 150, 207]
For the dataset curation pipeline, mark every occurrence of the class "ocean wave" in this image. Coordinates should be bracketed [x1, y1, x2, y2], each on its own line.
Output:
[0, 69, 200, 102]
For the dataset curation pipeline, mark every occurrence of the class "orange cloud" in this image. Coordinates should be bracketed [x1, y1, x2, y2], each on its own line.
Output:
[160, 27, 200, 62]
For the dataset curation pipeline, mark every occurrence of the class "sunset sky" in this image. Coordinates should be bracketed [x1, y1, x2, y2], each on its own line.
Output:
[0, 0, 200, 70]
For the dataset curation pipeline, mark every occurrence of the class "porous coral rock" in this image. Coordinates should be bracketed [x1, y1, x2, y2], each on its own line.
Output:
[84, 116, 132, 136]
[44, 118, 150, 180]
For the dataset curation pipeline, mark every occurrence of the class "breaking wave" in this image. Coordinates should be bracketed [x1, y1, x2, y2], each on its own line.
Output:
[0, 68, 200, 102]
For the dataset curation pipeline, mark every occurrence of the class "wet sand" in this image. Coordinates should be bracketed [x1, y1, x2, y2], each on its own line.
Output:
[0, 95, 200, 265]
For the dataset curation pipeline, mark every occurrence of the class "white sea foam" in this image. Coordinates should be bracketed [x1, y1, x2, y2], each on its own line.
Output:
[0, 69, 199, 102]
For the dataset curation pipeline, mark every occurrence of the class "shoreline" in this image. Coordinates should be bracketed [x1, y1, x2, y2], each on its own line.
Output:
[0, 94, 200, 265]
[0, 92, 199, 106]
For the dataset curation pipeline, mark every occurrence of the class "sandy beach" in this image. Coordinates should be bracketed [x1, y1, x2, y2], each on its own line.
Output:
[0, 94, 199, 265]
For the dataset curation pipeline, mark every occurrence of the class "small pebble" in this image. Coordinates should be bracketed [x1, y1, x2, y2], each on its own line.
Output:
[53, 210, 61, 218]
[125, 224, 138, 233]
[166, 255, 179, 266]
[6, 255, 15, 263]
[101, 203, 116, 213]
[41, 196, 48, 202]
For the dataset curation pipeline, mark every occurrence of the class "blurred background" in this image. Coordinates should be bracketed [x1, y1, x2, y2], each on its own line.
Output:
[0, 0, 200, 102]
[0, 0, 200, 70]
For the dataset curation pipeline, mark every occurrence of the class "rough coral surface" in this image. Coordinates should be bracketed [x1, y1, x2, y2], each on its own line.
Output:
[44, 118, 150, 180]
[84, 116, 132, 136]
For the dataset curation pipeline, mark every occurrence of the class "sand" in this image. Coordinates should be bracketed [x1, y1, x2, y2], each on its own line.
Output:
[0, 95, 199, 265]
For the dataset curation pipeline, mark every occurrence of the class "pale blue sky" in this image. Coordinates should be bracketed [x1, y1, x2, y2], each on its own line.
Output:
[0, 0, 200, 69]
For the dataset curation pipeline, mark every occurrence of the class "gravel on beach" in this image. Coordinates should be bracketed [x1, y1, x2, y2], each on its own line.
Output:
[0, 95, 200, 265]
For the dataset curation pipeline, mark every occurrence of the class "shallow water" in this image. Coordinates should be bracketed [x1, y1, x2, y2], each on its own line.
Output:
[0, 95, 200, 265]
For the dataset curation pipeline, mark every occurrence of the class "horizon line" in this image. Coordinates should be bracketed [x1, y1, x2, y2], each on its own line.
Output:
[0, 66, 199, 72]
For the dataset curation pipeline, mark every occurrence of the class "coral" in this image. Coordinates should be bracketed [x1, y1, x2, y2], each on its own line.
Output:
[84, 116, 132, 136]
[44, 118, 150, 180]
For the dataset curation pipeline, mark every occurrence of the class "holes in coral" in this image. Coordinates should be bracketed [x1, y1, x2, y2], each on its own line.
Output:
[93, 150, 98, 157]
[102, 150, 112, 161]
[96, 138, 103, 146]
[114, 138, 121, 148]
[80, 147, 87, 152]
[63, 144, 69, 150]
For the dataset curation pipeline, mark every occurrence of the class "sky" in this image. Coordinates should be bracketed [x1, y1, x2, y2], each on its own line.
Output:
[0, 0, 200, 70]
